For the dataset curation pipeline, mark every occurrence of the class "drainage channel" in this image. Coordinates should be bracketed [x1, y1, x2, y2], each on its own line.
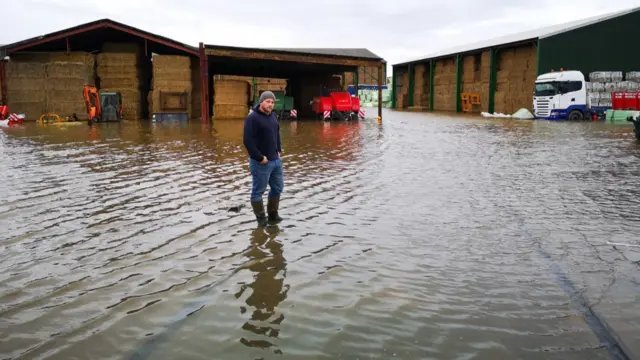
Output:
[518, 220, 632, 360]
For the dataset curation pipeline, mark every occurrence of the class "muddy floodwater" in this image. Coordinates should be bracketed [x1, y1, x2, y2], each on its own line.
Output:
[1, 111, 640, 360]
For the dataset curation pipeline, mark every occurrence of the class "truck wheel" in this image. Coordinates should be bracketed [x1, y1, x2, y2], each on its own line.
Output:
[568, 110, 584, 121]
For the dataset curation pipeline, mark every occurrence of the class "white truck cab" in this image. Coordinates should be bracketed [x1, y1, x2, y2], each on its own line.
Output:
[533, 70, 587, 120]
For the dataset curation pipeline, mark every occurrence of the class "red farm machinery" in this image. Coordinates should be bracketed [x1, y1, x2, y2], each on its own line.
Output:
[311, 89, 365, 121]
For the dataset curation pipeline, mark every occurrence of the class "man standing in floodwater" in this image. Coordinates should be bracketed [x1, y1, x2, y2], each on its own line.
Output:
[243, 91, 284, 226]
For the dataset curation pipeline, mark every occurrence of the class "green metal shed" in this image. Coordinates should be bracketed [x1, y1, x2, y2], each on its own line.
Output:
[392, 6, 640, 111]
[538, 8, 640, 78]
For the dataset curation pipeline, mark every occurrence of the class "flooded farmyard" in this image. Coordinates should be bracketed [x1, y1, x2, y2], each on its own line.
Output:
[1, 111, 640, 360]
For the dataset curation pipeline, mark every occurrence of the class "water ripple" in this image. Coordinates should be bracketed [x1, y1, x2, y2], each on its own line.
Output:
[1, 115, 640, 359]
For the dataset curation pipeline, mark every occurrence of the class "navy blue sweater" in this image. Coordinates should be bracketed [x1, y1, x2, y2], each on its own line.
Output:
[243, 105, 282, 161]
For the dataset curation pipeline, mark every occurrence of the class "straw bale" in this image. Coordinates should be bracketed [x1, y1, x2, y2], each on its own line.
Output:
[10, 52, 96, 66]
[215, 75, 249, 82]
[100, 78, 140, 89]
[102, 42, 141, 54]
[499, 49, 515, 61]
[44, 78, 87, 91]
[7, 52, 51, 63]
[5, 101, 45, 120]
[492, 43, 536, 114]
[122, 104, 142, 120]
[122, 101, 142, 108]
[418, 93, 429, 107]
[213, 79, 250, 104]
[148, 90, 192, 117]
[255, 83, 286, 96]
[7, 90, 46, 102]
[100, 88, 142, 103]
[152, 79, 193, 91]
[7, 77, 45, 90]
[97, 53, 139, 67]
[152, 68, 191, 81]
[152, 55, 191, 69]
[214, 75, 287, 86]
[214, 104, 249, 119]
[44, 62, 93, 79]
[97, 65, 140, 79]
[47, 101, 88, 119]
[6, 62, 46, 78]
[148, 90, 191, 109]
[46, 90, 85, 102]
[256, 78, 287, 85]
[496, 70, 509, 84]
[50, 52, 96, 66]
[98, 77, 140, 89]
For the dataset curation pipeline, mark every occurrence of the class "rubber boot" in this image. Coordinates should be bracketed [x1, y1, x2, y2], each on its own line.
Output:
[267, 196, 283, 224]
[251, 201, 268, 227]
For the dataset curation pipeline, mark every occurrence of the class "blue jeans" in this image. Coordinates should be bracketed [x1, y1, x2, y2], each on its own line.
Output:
[249, 158, 284, 202]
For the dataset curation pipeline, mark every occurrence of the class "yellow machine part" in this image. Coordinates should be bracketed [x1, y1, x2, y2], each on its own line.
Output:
[38, 113, 65, 123]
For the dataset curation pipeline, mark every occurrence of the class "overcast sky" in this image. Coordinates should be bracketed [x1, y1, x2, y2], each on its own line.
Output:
[3, 0, 639, 73]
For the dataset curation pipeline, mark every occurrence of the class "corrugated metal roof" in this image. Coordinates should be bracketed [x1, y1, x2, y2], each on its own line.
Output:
[204, 44, 383, 61]
[395, 6, 640, 66]
[262, 48, 382, 60]
[0, 19, 383, 62]
[0, 18, 199, 55]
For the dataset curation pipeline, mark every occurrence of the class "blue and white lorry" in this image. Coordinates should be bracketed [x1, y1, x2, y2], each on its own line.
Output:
[533, 70, 611, 120]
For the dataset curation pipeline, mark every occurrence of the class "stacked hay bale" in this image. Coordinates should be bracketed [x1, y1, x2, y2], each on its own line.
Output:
[357, 66, 379, 85]
[433, 58, 456, 111]
[97, 43, 143, 120]
[343, 66, 381, 86]
[494, 45, 537, 114]
[8, 51, 95, 64]
[214, 75, 286, 103]
[5, 52, 96, 120]
[392, 70, 409, 108]
[461, 51, 491, 113]
[252, 77, 287, 101]
[412, 63, 429, 108]
[213, 76, 250, 119]
[148, 55, 192, 117]
[5, 62, 46, 120]
[45, 61, 96, 119]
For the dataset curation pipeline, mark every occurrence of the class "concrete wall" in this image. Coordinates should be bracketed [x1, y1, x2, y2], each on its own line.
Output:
[494, 44, 537, 114]
[461, 50, 491, 113]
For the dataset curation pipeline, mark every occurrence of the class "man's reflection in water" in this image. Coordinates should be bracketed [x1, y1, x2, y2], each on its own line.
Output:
[236, 226, 289, 352]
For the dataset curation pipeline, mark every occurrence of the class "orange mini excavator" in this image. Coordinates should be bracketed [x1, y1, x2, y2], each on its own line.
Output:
[83, 85, 123, 124]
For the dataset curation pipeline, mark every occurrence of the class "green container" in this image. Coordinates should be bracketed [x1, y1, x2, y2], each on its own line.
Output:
[263, 90, 294, 111]
[605, 109, 640, 123]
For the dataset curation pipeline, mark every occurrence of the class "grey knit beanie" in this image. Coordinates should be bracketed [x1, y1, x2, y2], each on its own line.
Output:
[259, 91, 276, 103]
